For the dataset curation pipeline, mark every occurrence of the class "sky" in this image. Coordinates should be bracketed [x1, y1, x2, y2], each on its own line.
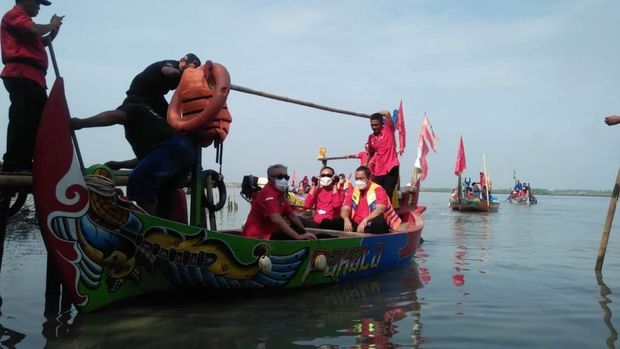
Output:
[0, 0, 618, 191]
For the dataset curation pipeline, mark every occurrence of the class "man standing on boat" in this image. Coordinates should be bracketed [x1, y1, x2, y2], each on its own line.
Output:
[243, 164, 316, 240]
[70, 54, 201, 218]
[340, 166, 401, 234]
[366, 111, 400, 198]
[1, 0, 63, 172]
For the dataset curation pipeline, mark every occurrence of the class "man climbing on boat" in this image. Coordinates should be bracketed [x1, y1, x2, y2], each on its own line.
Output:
[302, 165, 344, 229]
[1, 0, 64, 172]
[243, 164, 317, 240]
[366, 111, 400, 198]
[70, 54, 202, 218]
[339, 166, 402, 234]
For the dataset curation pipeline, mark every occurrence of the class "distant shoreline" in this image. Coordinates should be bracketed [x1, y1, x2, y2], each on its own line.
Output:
[225, 183, 612, 197]
[420, 187, 612, 197]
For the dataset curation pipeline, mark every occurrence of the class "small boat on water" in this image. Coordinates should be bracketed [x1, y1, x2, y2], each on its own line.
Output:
[32, 78, 424, 312]
[507, 176, 537, 205]
[448, 137, 499, 212]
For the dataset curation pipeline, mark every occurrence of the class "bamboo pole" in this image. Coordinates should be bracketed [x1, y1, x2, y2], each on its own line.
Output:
[230, 84, 371, 119]
[595, 167, 620, 271]
[483, 154, 490, 210]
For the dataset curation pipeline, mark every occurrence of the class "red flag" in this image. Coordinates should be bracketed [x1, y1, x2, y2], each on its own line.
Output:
[396, 100, 406, 154]
[454, 136, 466, 176]
[420, 140, 429, 181]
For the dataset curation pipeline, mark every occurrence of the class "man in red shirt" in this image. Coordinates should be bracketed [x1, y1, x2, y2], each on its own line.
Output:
[1, 0, 63, 172]
[303, 166, 344, 229]
[243, 164, 316, 240]
[340, 166, 402, 234]
[366, 111, 401, 199]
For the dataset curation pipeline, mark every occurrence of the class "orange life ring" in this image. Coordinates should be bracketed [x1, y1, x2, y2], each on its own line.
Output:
[167, 61, 232, 146]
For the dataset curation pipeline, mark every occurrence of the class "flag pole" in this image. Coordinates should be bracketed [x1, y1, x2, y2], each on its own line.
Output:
[483, 154, 490, 210]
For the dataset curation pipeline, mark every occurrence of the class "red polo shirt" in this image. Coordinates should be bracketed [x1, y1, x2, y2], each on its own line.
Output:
[367, 120, 399, 177]
[303, 186, 345, 224]
[1, 6, 48, 88]
[243, 182, 293, 239]
[343, 182, 389, 224]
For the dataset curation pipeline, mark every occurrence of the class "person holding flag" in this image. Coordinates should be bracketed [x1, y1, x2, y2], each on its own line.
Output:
[366, 107, 404, 198]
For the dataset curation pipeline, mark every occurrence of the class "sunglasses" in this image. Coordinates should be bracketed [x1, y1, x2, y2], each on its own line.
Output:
[271, 174, 290, 180]
[319, 174, 334, 178]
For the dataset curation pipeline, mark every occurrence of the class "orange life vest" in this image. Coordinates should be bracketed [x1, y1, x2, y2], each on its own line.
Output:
[351, 182, 401, 231]
[167, 61, 232, 147]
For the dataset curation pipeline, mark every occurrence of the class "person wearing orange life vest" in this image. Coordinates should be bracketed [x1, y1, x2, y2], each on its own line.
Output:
[340, 166, 401, 234]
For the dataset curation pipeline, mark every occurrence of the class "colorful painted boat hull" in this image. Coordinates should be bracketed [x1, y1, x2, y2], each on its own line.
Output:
[33, 79, 423, 312]
[449, 198, 500, 212]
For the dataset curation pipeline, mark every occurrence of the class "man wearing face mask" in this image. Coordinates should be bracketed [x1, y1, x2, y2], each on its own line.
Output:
[243, 164, 317, 240]
[340, 166, 402, 234]
[303, 166, 345, 229]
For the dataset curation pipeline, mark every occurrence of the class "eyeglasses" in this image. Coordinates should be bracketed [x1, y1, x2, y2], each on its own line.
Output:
[271, 174, 290, 180]
[319, 174, 334, 178]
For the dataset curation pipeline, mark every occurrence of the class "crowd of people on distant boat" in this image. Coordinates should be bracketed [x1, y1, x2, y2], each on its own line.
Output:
[451, 172, 495, 202]
[510, 180, 535, 201]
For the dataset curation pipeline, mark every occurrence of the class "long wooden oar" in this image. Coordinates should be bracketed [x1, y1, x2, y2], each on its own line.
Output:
[230, 84, 371, 119]
[595, 167, 620, 271]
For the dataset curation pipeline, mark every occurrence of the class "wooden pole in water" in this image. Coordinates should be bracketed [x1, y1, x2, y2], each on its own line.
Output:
[595, 167, 620, 271]
[230, 84, 371, 119]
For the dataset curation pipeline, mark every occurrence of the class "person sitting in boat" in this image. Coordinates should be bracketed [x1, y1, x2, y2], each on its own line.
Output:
[70, 54, 202, 217]
[242, 164, 317, 240]
[472, 182, 481, 197]
[337, 173, 352, 193]
[339, 166, 402, 234]
[302, 166, 345, 228]
[514, 180, 523, 192]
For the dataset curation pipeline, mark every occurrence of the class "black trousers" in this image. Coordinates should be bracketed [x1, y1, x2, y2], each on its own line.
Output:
[374, 166, 399, 199]
[321, 216, 390, 234]
[3, 78, 47, 171]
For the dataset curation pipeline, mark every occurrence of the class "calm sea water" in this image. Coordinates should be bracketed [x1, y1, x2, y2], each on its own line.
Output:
[0, 191, 618, 348]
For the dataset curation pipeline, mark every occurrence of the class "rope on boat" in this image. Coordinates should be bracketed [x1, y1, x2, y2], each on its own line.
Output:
[84, 174, 116, 197]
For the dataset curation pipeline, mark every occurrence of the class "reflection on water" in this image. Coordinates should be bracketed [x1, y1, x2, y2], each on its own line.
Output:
[42, 265, 425, 348]
[596, 271, 618, 349]
[2, 193, 620, 348]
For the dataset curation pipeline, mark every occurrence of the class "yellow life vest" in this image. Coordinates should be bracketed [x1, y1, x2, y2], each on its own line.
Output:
[351, 182, 401, 231]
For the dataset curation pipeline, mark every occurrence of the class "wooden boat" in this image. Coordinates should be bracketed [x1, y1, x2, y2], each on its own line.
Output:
[449, 196, 500, 212]
[449, 137, 499, 212]
[32, 78, 424, 312]
[507, 178, 537, 205]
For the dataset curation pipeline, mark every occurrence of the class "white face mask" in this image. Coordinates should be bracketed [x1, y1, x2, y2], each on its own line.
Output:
[355, 180, 367, 190]
[319, 177, 333, 187]
[274, 178, 289, 192]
